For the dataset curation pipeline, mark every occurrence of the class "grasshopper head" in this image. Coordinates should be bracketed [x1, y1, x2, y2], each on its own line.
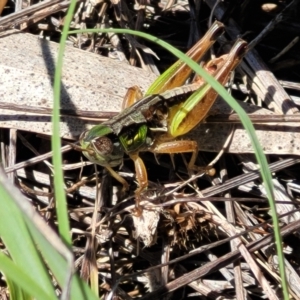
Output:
[79, 124, 124, 167]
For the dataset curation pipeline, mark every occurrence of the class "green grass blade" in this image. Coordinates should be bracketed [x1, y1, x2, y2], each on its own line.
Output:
[51, 0, 78, 245]
[68, 27, 288, 299]
[25, 220, 98, 300]
[48, 0, 100, 297]
[0, 252, 53, 300]
[0, 169, 98, 300]
[0, 177, 56, 299]
[5, 278, 28, 300]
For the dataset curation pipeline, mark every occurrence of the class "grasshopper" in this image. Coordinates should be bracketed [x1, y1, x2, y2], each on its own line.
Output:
[79, 21, 248, 213]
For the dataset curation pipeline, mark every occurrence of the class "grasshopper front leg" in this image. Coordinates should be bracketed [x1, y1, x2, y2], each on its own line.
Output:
[105, 165, 129, 193]
[128, 153, 148, 214]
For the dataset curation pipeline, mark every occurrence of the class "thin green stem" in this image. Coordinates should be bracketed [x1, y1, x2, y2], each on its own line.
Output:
[52, 1, 78, 246]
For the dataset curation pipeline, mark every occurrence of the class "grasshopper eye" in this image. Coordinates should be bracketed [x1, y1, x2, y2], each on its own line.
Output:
[92, 136, 114, 155]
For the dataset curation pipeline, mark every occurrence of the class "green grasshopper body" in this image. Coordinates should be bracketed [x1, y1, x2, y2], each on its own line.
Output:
[80, 83, 200, 166]
[79, 21, 248, 213]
